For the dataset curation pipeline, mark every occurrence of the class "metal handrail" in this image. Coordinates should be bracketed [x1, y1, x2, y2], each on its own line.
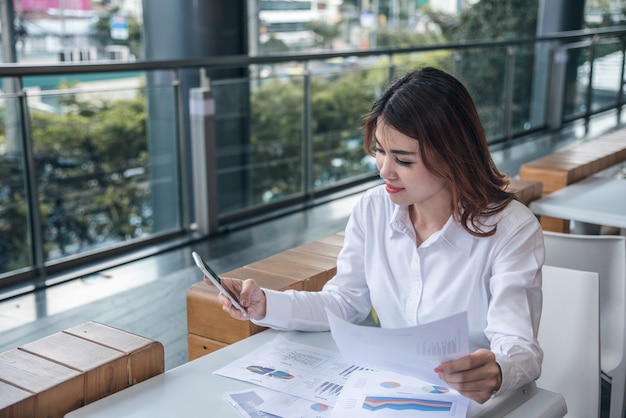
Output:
[1, 25, 625, 292]
[1, 26, 625, 77]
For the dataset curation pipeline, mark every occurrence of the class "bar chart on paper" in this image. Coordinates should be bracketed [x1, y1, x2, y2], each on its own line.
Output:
[214, 335, 374, 406]
[415, 332, 464, 357]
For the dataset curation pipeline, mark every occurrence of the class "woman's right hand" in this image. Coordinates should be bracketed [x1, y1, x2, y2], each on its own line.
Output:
[212, 277, 267, 320]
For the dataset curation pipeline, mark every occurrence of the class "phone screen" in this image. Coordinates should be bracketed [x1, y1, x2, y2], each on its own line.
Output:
[192, 252, 247, 316]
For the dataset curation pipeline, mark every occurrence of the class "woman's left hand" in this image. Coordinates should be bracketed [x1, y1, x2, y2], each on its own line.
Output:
[434, 348, 502, 404]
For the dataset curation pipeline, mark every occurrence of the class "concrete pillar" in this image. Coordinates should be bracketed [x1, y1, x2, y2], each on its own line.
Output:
[532, 0, 586, 130]
[142, 0, 248, 233]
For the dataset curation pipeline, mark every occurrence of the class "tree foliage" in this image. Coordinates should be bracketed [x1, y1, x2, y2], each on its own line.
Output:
[455, 0, 538, 41]
[3, 88, 151, 264]
[425, 0, 540, 137]
[375, 28, 446, 48]
[306, 21, 341, 50]
[259, 35, 290, 54]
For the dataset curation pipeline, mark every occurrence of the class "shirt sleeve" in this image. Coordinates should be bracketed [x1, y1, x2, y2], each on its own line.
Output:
[252, 197, 373, 331]
[487, 213, 545, 395]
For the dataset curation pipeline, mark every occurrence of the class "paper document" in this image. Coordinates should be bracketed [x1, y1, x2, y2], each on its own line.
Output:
[327, 309, 470, 385]
[214, 334, 360, 407]
[223, 388, 280, 417]
[259, 389, 335, 417]
[224, 387, 334, 418]
[215, 312, 471, 417]
[331, 369, 469, 417]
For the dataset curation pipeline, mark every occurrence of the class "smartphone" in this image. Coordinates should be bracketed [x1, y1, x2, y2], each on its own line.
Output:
[191, 251, 248, 317]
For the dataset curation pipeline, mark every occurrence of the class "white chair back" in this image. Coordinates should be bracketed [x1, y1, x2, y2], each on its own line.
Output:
[543, 231, 626, 418]
[537, 265, 601, 418]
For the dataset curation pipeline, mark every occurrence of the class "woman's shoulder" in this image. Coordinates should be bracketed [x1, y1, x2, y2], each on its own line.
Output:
[493, 198, 541, 232]
[503, 198, 537, 219]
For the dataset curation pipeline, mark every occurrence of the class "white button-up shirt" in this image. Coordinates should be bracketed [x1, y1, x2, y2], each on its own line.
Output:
[256, 184, 544, 394]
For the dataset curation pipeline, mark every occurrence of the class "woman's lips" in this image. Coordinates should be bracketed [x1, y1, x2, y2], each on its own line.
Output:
[385, 183, 403, 194]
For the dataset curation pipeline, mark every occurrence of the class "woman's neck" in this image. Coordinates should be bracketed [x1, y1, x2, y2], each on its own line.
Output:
[409, 202, 452, 246]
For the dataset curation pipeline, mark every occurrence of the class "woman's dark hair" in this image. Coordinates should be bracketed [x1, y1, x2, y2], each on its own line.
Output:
[363, 67, 514, 237]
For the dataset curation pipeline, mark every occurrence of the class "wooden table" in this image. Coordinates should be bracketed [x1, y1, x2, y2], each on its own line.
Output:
[65, 329, 566, 418]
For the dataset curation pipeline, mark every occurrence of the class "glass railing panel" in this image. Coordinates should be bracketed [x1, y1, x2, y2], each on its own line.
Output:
[25, 76, 180, 262]
[212, 74, 305, 213]
[590, 40, 624, 112]
[564, 44, 591, 120]
[0, 95, 32, 274]
[309, 64, 387, 188]
[3, 29, 626, 289]
[510, 45, 540, 136]
[455, 47, 509, 142]
[143, 73, 182, 234]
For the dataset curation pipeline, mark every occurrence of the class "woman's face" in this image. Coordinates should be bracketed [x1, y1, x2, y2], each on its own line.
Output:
[374, 120, 450, 208]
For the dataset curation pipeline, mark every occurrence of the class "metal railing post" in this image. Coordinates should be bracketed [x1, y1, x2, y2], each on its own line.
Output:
[302, 62, 313, 197]
[453, 51, 463, 80]
[189, 77, 219, 234]
[585, 37, 598, 120]
[19, 90, 46, 279]
[548, 45, 568, 130]
[503, 46, 516, 141]
[173, 69, 193, 233]
[618, 37, 626, 123]
[388, 54, 396, 84]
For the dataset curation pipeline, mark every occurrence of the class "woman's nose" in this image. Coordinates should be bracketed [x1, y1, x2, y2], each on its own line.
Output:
[377, 156, 394, 179]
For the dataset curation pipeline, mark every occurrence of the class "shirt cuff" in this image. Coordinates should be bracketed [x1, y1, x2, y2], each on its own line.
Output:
[251, 288, 293, 330]
[494, 353, 514, 394]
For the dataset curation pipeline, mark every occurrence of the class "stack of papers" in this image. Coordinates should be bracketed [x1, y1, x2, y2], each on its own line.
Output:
[215, 311, 470, 417]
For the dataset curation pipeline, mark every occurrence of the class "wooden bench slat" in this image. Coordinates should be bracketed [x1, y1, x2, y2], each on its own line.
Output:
[0, 380, 34, 418]
[0, 349, 84, 417]
[0, 323, 164, 418]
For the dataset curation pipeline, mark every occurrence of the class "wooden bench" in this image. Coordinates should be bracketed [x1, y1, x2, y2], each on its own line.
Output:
[519, 128, 626, 232]
[0, 322, 164, 418]
[505, 177, 543, 206]
[186, 232, 345, 361]
[185, 179, 543, 362]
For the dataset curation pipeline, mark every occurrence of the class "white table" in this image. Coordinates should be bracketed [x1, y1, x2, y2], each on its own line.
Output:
[65, 329, 566, 418]
[529, 176, 626, 233]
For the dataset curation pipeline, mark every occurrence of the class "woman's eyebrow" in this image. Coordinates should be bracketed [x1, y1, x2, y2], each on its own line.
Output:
[375, 139, 416, 155]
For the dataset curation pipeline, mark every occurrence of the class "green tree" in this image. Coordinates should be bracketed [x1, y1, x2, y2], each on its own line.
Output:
[27, 90, 149, 260]
[259, 35, 290, 55]
[450, 0, 538, 41]
[306, 21, 341, 50]
[250, 80, 304, 202]
[0, 154, 30, 272]
[375, 28, 446, 49]
[310, 72, 378, 185]
[426, 0, 539, 140]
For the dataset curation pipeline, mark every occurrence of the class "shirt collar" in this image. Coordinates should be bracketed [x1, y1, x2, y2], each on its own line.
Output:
[391, 205, 474, 256]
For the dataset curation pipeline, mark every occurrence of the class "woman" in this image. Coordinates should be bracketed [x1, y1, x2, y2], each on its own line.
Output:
[212, 67, 544, 404]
